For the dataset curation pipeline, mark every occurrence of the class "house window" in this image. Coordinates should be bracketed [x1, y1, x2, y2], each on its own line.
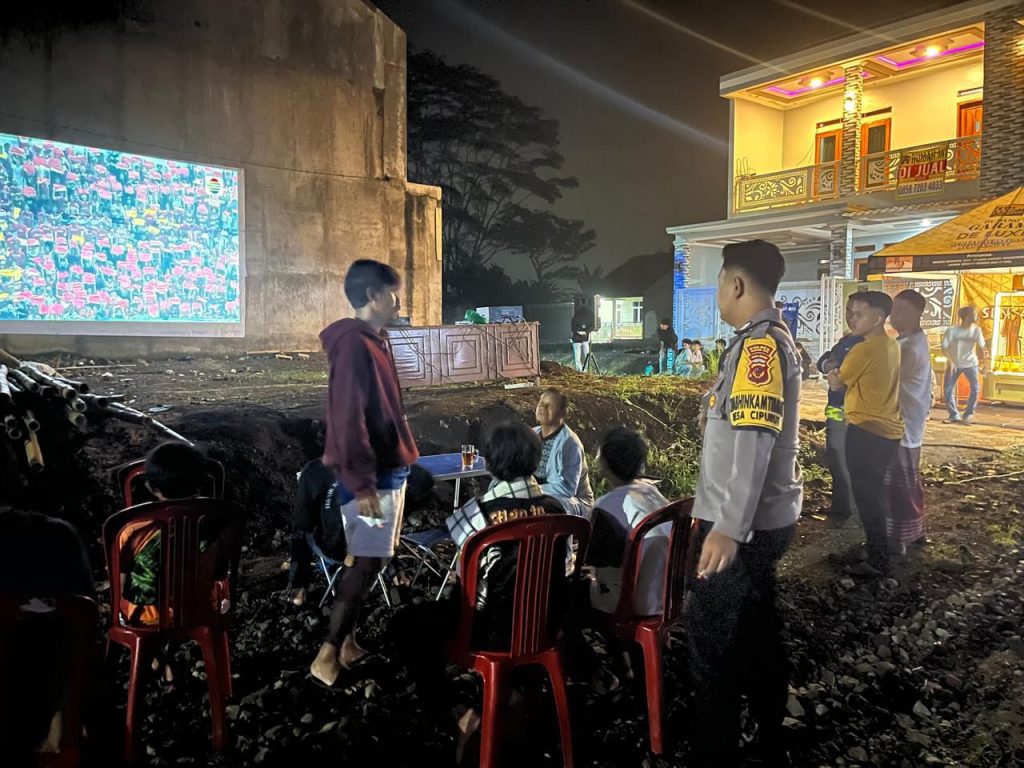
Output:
[861, 118, 891, 155]
[631, 300, 643, 324]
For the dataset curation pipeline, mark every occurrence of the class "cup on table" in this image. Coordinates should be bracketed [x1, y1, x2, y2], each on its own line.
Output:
[461, 444, 477, 471]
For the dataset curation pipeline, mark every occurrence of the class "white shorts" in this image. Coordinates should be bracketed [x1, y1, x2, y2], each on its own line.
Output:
[340, 483, 407, 558]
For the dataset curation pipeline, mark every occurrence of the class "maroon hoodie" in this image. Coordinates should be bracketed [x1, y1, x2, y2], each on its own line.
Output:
[320, 318, 419, 497]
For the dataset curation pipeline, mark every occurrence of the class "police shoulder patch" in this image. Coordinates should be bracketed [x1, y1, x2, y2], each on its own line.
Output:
[729, 336, 785, 433]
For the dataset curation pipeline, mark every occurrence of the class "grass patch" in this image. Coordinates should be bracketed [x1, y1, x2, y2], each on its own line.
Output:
[985, 521, 1024, 548]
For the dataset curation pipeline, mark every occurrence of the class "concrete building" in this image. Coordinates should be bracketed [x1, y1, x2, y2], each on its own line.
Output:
[668, 0, 1024, 353]
[0, 0, 442, 356]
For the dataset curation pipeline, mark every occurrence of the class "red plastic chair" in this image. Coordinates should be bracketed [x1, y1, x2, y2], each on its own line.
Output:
[115, 457, 226, 508]
[103, 499, 244, 761]
[447, 514, 591, 768]
[0, 592, 99, 768]
[591, 498, 696, 755]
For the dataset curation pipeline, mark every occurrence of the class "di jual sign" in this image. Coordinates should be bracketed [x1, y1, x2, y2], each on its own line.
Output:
[896, 148, 947, 199]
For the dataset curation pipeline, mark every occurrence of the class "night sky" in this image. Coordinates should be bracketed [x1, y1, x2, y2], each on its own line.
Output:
[376, 0, 964, 276]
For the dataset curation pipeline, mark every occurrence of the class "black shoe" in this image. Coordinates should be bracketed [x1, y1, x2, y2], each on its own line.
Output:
[845, 561, 885, 578]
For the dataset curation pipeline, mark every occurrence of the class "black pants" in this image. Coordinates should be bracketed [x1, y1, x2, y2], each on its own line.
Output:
[845, 424, 899, 572]
[825, 419, 857, 519]
[687, 521, 795, 767]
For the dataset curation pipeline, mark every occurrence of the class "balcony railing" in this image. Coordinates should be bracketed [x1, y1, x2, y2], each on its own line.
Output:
[734, 161, 840, 213]
[732, 135, 981, 214]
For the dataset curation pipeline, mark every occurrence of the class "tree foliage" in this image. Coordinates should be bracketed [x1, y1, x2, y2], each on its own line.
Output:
[407, 51, 595, 311]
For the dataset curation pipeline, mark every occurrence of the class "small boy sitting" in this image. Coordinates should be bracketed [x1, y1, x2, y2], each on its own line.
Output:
[587, 428, 671, 616]
[118, 442, 230, 681]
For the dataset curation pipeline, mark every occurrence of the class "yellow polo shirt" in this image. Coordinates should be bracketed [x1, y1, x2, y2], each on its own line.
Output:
[838, 333, 904, 440]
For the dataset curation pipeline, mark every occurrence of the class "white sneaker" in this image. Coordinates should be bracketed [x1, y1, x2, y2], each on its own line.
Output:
[963, 414, 975, 424]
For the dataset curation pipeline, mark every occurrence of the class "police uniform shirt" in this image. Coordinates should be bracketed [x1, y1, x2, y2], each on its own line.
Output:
[694, 307, 803, 542]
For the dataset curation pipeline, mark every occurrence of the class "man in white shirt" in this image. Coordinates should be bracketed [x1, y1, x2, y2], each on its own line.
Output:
[887, 290, 933, 554]
[586, 427, 670, 616]
[941, 305, 986, 424]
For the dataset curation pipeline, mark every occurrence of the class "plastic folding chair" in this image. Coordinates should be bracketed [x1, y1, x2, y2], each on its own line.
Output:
[448, 515, 591, 768]
[588, 498, 696, 755]
[103, 499, 244, 761]
[0, 592, 99, 768]
[115, 457, 226, 508]
[398, 528, 458, 600]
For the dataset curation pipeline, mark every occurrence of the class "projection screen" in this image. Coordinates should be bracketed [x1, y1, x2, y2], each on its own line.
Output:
[0, 131, 243, 337]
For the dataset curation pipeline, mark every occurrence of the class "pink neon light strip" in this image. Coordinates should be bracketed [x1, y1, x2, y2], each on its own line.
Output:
[875, 40, 984, 69]
[764, 71, 871, 98]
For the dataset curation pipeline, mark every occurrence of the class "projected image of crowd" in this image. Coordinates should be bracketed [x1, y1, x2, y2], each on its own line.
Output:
[0, 134, 240, 324]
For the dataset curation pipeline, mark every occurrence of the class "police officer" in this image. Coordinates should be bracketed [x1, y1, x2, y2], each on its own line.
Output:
[688, 239, 803, 767]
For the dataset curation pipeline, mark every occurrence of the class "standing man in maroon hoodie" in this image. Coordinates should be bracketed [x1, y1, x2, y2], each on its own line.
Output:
[310, 259, 420, 686]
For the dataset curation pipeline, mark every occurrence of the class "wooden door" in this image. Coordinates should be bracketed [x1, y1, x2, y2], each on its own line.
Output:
[958, 101, 983, 137]
[860, 118, 892, 189]
[814, 129, 842, 197]
[956, 101, 983, 176]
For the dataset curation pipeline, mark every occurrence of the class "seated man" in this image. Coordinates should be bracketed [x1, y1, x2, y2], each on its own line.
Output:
[447, 422, 568, 647]
[117, 442, 230, 681]
[398, 422, 566, 758]
[287, 459, 347, 607]
[674, 340, 693, 377]
[587, 428, 671, 616]
[688, 340, 706, 378]
[532, 388, 594, 517]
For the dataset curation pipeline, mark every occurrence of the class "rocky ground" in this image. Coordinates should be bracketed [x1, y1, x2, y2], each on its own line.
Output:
[3, 354, 1024, 767]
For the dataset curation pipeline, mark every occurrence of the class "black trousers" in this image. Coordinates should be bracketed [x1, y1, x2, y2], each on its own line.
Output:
[687, 521, 795, 767]
[845, 424, 900, 572]
[825, 419, 857, 519]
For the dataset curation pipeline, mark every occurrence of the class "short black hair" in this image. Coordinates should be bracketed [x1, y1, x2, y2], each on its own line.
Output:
[659, 318, 671, 326]
[542, 388, 569, 413]
[716, 338, 726, 346]
[344, 259, 400, 309]
[959, 305, 977, 320]
[681, 338, 692, 345]
[599, 427, 648, 483]
[850, 290, 893, 317]
[895, 289, 926, 313]
[722, 240, 786, 295]
[145, 441, 207, 499]
[484, 422, 543, 482]
[693, 340, 703, 347]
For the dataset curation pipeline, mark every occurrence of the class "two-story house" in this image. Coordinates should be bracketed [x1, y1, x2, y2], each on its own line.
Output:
[668, 0, 1024, 359]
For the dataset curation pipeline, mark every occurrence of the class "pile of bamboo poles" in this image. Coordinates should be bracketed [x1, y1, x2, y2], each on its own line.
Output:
[0, 349, 192, 473]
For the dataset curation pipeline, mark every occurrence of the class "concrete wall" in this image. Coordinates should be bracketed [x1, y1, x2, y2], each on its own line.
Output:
[0, 0, 442, 357]
[781, 95, 842, 170]
[863, 60, 982, 149]
[733, 100, 784, 177]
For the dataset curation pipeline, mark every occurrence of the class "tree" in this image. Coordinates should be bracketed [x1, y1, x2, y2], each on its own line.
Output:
[406, 51, 588, 310]
[496, 207, 595, 294]
[575, 264, 606, 297]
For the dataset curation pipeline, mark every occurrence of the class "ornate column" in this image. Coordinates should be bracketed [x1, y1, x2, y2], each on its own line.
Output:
[829, 222, 853, 279]
[839, 64, 864, 197]
[672, 239, 690, 334]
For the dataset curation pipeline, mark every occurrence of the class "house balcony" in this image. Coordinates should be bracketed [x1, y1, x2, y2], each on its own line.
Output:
[732, 135, 981, 215]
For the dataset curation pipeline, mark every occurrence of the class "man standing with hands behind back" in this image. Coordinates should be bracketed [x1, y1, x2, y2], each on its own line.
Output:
[311, 260, 420, 687]
[688, 240, 803, 767]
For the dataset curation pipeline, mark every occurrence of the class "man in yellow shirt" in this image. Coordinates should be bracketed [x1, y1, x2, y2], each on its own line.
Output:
[827, 291, 902, 576]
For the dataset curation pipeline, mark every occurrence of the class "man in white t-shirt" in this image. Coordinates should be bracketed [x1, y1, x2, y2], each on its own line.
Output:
[586, 428, 670, 616]
[941, 305, 986, 423]
[886, 290, 933, 554]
